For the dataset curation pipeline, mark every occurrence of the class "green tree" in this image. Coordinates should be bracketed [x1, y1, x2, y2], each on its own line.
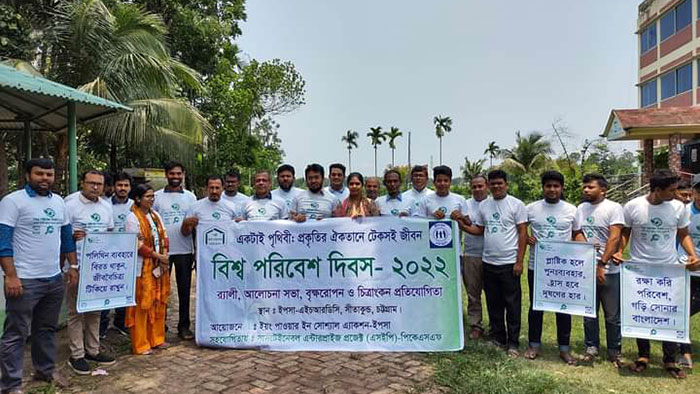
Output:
[433, 115, 453, 165]
[500, 131, 552, 174]
[367, 126, 386, 177]
[386, 126, 403, 167]
[461, 156, 485, 182]
[484, 141, 500, 168]
[341, 130, 359, 171]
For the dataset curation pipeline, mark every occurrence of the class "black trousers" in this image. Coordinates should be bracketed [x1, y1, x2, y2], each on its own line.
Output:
[99, 307, 126, 336]
[637, 338, 678, 364]
[169, 253, 194, 332]
[679, 276, 700, 355]
[527, 270, 571, 350]
[482, 262, 521, 348]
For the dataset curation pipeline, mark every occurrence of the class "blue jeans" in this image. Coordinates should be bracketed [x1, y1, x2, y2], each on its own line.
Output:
[0, 275, 64, 392]
[583, 272, 622, 356]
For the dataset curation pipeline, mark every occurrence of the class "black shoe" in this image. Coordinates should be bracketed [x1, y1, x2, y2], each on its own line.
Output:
[68, 357, 91, 375]
[178, 328, 194, 340]
[85, 352, 116, 366]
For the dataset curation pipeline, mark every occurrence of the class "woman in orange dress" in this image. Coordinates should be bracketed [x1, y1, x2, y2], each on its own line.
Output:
[335, 172, 379, 218]
[124, 184, 170, 355]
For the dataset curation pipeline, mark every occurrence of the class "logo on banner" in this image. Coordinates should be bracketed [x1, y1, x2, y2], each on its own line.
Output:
[429, 221, 452, 248]
[204, 227, 226, 245]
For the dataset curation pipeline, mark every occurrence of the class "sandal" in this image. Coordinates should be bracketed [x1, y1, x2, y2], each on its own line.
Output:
[582, 353, 596, 364]
[629, 358, 648, 373]
[665, 364, 688, 379]
[608, 354, 624, 369]
[679, 353, 693, 369]
[507, 347, 519, 358]
[560, 351, 577, 366]
[523, 347, 540, 360]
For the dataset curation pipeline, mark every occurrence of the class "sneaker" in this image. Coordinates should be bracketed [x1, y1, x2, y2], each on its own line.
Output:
[68, 357, 91, 375]
[85, 352, 116, 366]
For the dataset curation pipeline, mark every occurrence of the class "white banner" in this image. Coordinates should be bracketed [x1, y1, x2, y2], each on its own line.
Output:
[621, 262, 690, 343]
[77, 232, 138, 313]
[195, 217, 463, 351]
[533, 240, 597, 317]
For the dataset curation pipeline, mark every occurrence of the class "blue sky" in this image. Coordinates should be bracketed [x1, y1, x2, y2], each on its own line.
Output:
[237, 0, 640, 177]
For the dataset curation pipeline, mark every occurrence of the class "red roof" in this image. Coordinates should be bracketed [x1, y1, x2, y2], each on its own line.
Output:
[613, 107, 700, 129]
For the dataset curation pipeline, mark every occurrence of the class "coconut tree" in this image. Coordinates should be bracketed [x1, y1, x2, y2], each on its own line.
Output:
[500, 131, 553, 174]
[49, 0, 211, 172]
[433, 115, 453, 165]
[484, 141, 500, 168]
[341, 129, 359, 171]
[386, 126, 403, 167]
[367, 126, 386, 177]
[461, 156, 486, 182]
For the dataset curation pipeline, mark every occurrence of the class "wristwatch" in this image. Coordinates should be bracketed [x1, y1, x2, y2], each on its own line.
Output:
[69, 264, 79, 270]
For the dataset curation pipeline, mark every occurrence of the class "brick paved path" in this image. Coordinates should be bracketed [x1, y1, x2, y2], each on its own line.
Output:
[23, 274, 446, 394]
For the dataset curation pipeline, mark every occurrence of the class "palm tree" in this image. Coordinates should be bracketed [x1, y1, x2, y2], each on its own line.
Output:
[50, 0, 211, 168]
[500, 131, 553, 174]
[341, 129, 359, 171]
[484, 141, 500, 168]
[461, 156, 486, 182]
[386, 127, 403, 167]
[433, 115, 453, 165]
[367, 126, 386, 177]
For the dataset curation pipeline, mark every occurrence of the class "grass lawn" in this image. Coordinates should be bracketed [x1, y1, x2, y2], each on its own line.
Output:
[429, 268, 700, 394]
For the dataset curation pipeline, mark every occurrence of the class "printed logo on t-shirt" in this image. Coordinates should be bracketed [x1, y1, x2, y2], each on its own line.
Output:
[650, 217, 663, 227]
[438, 206, 447, 214]
[492, 212, 500, 220]
[391, 208, 399, 216]
[90, 212, 101, 222]
[258, 207, 267, 215]
[586, 216, 594, 224]
[212, 212, 221, 220]
[44, 208, 56, 218]
[310, 202, 319, 209]
[171, 203, 180, 211]
[117, 213, 126, 221]
[546, 216, 556, 225]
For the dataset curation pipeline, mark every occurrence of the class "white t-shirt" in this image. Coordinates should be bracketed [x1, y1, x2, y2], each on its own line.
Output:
[402, 187, 435, 214]
[243, 196, 288, 221]
[65, 193, 115, 267]
[463, 197, 485, 257]
[323, 186, 350, 201]
[271, 187, 304, 210]
[290, 190, 341, 219]
[153, 189, 197, 255]
[126, 210, 163, 276]
[624, 196, 689, 265]
[0, 188, 69, 279]
[527, 199, 577, 270]
[111, 197, 134, 233]
[375, 194, 414, 216]
[678, 203, 700, 277]
[415, 192, 469, 219]
[221, 192, 250, 207]
[574, 199, 625, 274]
[474, 195, 528, 265]
[64, 191, 80, 203]
[188, 197, 240, 222]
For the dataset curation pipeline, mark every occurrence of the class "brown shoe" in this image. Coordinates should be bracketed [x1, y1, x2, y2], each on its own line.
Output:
[469, 328, 483, 340]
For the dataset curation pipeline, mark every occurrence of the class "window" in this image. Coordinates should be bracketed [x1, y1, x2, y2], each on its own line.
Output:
[641, 79, 657, 107]
[660, 63, 692, 100]
[661, 0, 691, 41]
[641, 24, 657, 53]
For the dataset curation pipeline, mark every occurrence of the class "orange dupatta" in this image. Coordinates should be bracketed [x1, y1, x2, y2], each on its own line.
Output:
[125, 206, 171, 327]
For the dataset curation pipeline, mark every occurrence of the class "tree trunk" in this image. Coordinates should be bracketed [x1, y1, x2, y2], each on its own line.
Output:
[0, 136, 8, 198]
[391, 149, 395, 167]
[55, 132, 68, 194]
[439, 137, 442, 165]
[374, 146, 378, 177]
[348, 148, 351, 172]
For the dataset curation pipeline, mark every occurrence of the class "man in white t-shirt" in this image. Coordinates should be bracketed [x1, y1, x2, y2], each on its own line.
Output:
[100, 171, 134, 338]
[415, 166, 469, 222]
[462, 175, 488, 340]
[242, 171, 287, 221]
[323, 163, 349, 201]
[376, 170, 413, 216]
[573, 174, 625, 367]
[524, 171, 578, 365]
[615, 170, 700, 379]
[464, 170, 527, 356]
[181, 176, 240, 235]
[271, 164, 303, 210]
[677, 176, 700, 368]
[222, 168, 250, 206]
[402, 165, 435, 213]
[64, 170, 117, 374]
[0, 159, 78, 393]
[153, 162, 197, 340]
[290, 164, 341, 222]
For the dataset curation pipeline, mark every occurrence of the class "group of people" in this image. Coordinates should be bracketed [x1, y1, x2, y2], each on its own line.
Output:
[1, 157, 700, 393]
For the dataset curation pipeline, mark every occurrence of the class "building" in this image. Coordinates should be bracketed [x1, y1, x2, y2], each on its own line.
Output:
[603, 0, 700, 181]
